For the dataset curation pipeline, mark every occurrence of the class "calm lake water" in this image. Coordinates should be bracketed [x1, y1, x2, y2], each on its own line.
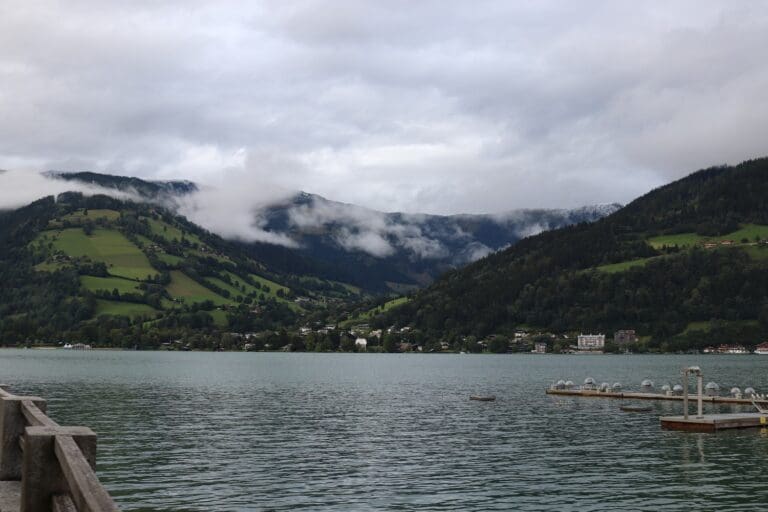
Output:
[1, 350, 768, 511]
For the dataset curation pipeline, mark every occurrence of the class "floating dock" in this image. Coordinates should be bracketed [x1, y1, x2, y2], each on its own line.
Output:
[545, 388, 768, 405]
[660, 413, 768, 432]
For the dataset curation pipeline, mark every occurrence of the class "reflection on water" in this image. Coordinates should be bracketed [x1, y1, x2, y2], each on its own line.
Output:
[1, 350, 767, 511]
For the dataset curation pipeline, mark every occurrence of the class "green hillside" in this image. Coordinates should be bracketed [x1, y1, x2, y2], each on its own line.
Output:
[81, 275, 143, 294]
[0, 192, 362, 348]
[383, 157, 768, 351]
[40, 228, 156, 280]
[340, 297, 410, 327]
[95, 299, 158, 318]
[167, 270, 232, 306]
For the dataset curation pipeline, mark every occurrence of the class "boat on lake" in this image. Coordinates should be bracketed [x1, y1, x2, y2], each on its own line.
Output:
[620, 405, 652, 412]
[469, 395, 496, 402]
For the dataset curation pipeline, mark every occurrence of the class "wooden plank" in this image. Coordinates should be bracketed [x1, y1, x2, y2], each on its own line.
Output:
[660, 420, 716, 432]
[546, 388, 768, 404]
[52, 494, 78, 512]
[660, 413, 768, 431]
[0, 385, 13, 398]
[21, 400, 58, 428]
[54, 435, 120, 512]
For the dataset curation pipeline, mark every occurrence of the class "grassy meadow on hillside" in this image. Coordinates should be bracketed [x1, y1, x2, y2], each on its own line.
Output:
[166, 270, 231, 306]
[81, 275, 143, 294]
[42, 228, 157, 280]
[95, 299, 158, 318]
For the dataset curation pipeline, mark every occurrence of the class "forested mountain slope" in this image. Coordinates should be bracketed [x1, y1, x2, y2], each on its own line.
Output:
[382, 158, 768, 350]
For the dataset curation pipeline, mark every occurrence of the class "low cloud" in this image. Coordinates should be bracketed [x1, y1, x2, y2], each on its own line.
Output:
[0, 170, 141, 209]
[285, 197, 452, 258]
[334, 228, 394, 257]
[174, 168, 299, 246]
[455, 242, 495, 265]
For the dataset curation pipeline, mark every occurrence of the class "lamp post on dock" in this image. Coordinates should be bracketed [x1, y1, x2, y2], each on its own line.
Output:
[682, 366, 704, 419]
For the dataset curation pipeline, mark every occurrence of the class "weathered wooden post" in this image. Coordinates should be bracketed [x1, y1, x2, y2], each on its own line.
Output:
[21, 427, 96, 512]
[0, 395, 47, 480]
[682, 366, 703, 420]
[0, 386, 120, 512]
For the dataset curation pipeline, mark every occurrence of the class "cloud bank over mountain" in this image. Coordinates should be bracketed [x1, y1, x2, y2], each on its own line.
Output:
[3, 169, 618, 268]
[2, 2, 767, 214]
[0, 170, 141, 210]
[251, 192, 621, 262]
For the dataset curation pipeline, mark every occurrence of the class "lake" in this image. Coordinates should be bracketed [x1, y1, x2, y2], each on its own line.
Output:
[1, 350, 768, 511]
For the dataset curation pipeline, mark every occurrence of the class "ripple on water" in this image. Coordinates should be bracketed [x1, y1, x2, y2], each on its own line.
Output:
[1, 351, 768, 511]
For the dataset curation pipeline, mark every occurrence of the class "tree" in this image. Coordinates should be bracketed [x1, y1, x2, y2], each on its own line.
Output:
[383, 333, 399, 353]
[487, 336, 509, 353]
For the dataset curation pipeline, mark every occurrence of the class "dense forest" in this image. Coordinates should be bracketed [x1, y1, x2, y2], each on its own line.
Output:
[379, 157, 768, 350]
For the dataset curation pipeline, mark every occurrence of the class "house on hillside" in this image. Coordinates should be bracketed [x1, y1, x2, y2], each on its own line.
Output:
[355, 338, 368, 351]
[614, 330, 638, 344]
[717, 343, 748, 354]
[577, 333, 605, 351]
[533, 341, 547, 354]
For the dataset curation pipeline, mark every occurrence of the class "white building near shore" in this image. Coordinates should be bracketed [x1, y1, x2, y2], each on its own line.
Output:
[577, 333, 605, 351]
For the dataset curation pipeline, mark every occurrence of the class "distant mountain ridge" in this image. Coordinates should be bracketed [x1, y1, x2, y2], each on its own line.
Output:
[52, 170, 621, 292]
[49, 171, 198, 199]
[254, 192, 621, 290]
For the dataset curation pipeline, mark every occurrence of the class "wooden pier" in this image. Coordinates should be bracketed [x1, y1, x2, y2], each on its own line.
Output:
[0, 384, 119, 512]
[545, 388, 768, 405]
[660, 413, 768, 432]
[549, 366, 768, 432]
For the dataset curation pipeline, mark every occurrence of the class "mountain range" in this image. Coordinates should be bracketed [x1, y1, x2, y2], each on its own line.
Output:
[53, 171, 620, 292]
[3, 158, 766, 351]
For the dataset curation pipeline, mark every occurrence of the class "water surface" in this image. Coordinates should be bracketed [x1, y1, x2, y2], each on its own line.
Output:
[1, 350, 767, 511]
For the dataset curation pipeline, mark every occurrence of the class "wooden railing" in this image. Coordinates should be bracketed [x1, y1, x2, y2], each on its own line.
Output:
[0, 385, 119, 512]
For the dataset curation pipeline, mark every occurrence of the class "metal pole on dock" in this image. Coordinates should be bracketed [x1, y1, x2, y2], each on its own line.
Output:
[683, 369, 689, 420]
[697, 374, 703, 418]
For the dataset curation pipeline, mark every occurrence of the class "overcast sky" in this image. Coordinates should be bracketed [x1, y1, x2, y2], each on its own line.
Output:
[1, 1, 767, 214]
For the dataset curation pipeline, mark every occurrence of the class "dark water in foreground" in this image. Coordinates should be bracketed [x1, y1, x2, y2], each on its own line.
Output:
[1, 350, 767, 511]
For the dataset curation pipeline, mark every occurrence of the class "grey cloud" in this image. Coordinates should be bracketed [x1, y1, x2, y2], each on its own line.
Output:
[175, 168, 299, 246]
[286, 197, 451, 258]
[1, 1, 767, 214]
[0, 170, 142, 210]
